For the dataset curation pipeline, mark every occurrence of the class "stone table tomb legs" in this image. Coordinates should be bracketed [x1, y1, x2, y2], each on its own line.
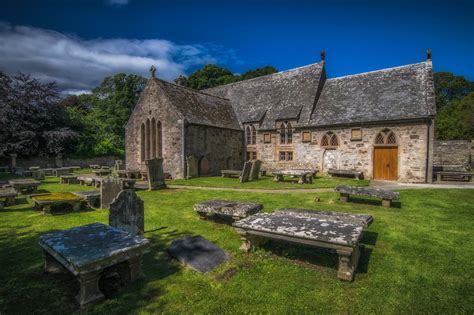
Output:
[336, 246, 361, 282]
[339, 193, 350, 202]
[77, 271, 105, 307]
[235, 229, 267, 252]
[273, 174, 284, 182]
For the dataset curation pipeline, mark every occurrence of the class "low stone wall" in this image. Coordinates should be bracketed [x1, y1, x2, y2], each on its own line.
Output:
[433, 140, 472, 167]
[0, 155, 118, 169]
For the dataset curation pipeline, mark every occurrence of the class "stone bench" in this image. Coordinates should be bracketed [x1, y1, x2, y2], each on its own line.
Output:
[8, 179, 40, 194]
[233, 208, 373, 281]
[39, 223, 149, 307]
[272, 169, 316, 184]
[221, 170, 242, 178]
[328, 169, 363, 180]
[60, 175, 79, 184]
[335, 185, 399, 208]
[194, 200, 263, 221]
[0, 188, 18, 206]
[436, 171, 473, 182]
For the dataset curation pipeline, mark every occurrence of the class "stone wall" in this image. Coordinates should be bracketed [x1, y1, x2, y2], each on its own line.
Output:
[253, 122, 430, 183]
[185, 124, 244, 176]
[0, 155, 116, 169]
[433, 140, 472, 167]
[125, 79, 184, 179]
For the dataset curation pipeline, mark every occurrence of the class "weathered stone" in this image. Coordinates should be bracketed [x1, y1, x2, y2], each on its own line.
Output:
[145, 158, 166, 190]
[72, 190, 100, 208]
[436, 171, 473, 182]
[31, 169, 45, 180]
[221, 170, 241, 178]
[39, 223, 150, 307]
[194, 200, 263, 220]
[0, 188, 17, 206]
[54, 168, 72, 177]
[233, 208, 373, 281]
[114, 160, 125, 171]
[109, 190, 144, 235]
[100, 177, 123, 209]
[60, 175, 78, 184]
[168, 236, 230, 273]
[8, 179, 40, 194]
[335, 185, 399, 200]
[186, 155, 198, 179]
[328, 169, 363, 180]
[240, 161, 252, 183]
[249, 160, 262, 181]
[272, 169, 315, 184]
[31, 192, 84, 214]
[93, 168, 112, 176]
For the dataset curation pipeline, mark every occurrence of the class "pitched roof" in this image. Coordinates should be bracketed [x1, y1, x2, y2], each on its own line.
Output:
[204, 62, 325, 129]
[155, 79, 241, 130]
[308, 61, 436, 126]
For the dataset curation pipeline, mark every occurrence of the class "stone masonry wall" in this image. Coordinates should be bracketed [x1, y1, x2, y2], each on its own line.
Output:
[433, 140, 472, 167]
[254, 122, 430, 182]
[0, 155, 116, 169]
[126, 80, 184, 179]
[185, 124, 244, 176]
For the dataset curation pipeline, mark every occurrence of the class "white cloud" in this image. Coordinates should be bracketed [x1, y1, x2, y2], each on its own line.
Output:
[0, 23, 228, 92]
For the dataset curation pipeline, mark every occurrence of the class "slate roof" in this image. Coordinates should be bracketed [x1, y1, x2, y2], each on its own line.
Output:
[308, 61, 436, 127]
[204, 63, 325, 129]
[204, 60, 435, 130]
[155, 79, 241, 130]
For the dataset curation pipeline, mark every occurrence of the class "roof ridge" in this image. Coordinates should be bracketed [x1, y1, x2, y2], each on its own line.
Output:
[204, 61, 323, 90]
[327, 62, 428, 81]
[154, 77, 231, 101]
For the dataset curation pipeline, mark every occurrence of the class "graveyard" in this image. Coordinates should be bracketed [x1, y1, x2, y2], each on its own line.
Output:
[0, 171, 473, 313]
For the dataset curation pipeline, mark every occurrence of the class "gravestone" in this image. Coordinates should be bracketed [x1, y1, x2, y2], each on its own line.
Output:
[145, 158, 166, 190]
[109, 190, 144, 235]
[100, 177, 123, 209]
[114, 160, 125, 171]
[32, 169, 45, 180]
[186, 155, 198, 179]
[168, 236, 230, 273]
[240, 161, 252, 183]
[249, 160, 262, 181]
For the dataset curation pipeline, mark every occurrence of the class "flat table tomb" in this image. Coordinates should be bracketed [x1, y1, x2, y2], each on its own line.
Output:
[194, 199, 263, 221]
[335, 185, 399, 208]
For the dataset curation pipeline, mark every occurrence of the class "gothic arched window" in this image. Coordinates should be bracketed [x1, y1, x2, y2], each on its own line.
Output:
[321, 132, 338, 148]
[375, 129, 397, 145]
[279, 122, 293, 144]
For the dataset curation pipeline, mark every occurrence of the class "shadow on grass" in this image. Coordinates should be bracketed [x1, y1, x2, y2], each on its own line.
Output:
[0, 225, 191, 313]
[342, 196, 402, 209]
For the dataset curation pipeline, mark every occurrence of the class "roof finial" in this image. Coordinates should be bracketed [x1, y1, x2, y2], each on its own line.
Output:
[150, 65, 156, 78]
[426, 49, 432, 61]
[320, 49, 325, 61]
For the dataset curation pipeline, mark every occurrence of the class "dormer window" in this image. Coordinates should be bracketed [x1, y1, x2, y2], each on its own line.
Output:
[279, 122, 293, 145]
[245, 124, 257, 145]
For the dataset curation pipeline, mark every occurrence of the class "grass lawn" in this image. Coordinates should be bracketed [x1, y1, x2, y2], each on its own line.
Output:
[168, 175, 369, 189]
[0, 175, 473, 314]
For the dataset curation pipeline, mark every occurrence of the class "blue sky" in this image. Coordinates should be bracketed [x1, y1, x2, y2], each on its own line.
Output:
[0, 0, 472, 92]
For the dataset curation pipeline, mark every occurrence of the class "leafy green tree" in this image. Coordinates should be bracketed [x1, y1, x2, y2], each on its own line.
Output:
[436, 92, 474, 140]
[434, 72, 474, 110]
[240, 66, 278, 81]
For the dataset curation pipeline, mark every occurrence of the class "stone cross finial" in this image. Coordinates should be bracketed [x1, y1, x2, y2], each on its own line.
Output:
[150, 65, 156, 78]
[321, 49, 325, 61]
[426, 49, 432, 61]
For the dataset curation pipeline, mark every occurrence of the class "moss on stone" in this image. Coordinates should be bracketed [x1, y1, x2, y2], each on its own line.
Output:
[31, 192, 82, 202]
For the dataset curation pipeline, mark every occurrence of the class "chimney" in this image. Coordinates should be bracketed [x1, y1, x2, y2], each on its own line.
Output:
[426, 49, 432, 61]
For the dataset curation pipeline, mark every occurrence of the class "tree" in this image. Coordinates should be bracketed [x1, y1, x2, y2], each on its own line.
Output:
[240, 66, 278, 81]
[436, 92, 474, 140]
[434, 72, 474, 110]
[0, 72, 78, 156]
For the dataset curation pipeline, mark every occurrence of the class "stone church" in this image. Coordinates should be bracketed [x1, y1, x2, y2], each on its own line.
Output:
[125, 51, 436, 182]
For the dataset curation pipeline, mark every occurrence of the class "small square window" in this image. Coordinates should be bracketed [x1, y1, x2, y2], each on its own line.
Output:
[279, 151, 293, 161]
[287, 151, 293, 161]
[263, 133, 271, 143]
[302, 131, 311, 142]
[279, 151, 286, 161]
[351, 128, 362, 141]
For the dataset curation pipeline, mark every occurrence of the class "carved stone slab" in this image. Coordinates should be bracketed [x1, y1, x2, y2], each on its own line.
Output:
[109, 190, 144, 235]
[240, 161, 252, 183]
[168, 236, 230, 273]
[328, 169, 363, 180]
[194, 200, 263, 219]
[249, 160, 262, 181]
[145, 158, 166, 190]
[38, 223, 150, 275]
[234, 209, 373, 246]
[100, 177, 122, 209]
[335, 185, 399, 200]
[186, 155, 198, 179]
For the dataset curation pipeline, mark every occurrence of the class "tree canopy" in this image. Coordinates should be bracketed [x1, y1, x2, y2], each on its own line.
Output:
[175, 64, 278, 90]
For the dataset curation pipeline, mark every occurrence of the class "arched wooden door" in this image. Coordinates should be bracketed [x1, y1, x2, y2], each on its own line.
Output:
[199, 156, 210, 176]
[373, 129, 398, 180]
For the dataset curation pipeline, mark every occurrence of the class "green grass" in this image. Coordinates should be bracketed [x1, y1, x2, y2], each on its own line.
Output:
[0, 175, 473, 314]
[168, 175, 369, 189]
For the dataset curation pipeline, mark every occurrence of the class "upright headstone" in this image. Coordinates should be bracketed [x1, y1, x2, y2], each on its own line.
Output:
[32, 169, 45, 180]
[145, 158, 166, 190]
[100, 177, 123, 209]
[186, 155, 198, 179]
[249, 160, 262, 181]
[240, 161, 252, 183]
[114, 160, 125, 171]
[109, 190, 144, 235]
[10, 154, 17, 171]
[55, 154, 63, 168]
